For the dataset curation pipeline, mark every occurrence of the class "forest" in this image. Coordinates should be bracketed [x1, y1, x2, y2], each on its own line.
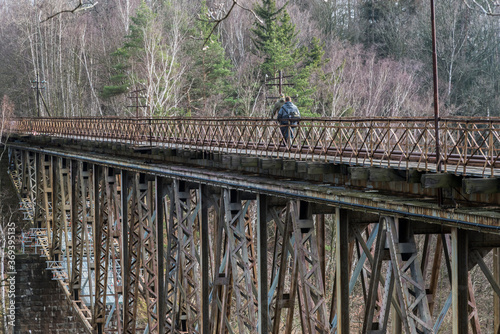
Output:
[0, 0, 499, 118]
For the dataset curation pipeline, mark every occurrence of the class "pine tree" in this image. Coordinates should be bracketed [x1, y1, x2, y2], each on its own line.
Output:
[184, 1, 232, 116]
[252, 0, 326, 113]
[252, 0, 295, 76]
[101, 1, 153, 99]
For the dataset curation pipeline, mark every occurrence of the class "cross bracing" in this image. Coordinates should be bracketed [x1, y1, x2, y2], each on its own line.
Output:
[5, 117, 500, 334]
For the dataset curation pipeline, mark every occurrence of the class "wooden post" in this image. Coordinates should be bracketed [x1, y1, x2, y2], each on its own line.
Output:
[452, 228, 468, 334]
[335, 208, 349, 333]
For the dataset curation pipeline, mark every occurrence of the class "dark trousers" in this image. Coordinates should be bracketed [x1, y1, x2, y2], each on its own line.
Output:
[280, 122, 297, 144]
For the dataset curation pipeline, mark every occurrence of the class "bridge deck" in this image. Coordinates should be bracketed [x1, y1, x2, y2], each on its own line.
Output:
[8, 139, 500, 233]
[7, 116, 500, 176]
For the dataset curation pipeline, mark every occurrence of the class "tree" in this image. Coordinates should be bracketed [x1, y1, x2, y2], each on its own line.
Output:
[183, 2, 233, 116]
[252, 0, 326, 114]
[102, 1, 187, 116]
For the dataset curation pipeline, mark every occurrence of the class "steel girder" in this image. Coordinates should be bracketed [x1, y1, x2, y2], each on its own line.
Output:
[7, 147, 500, 334]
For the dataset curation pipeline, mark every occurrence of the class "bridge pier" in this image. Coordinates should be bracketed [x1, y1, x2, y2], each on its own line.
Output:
[6, 145, 500, 334]
[452, 228, 468, 334]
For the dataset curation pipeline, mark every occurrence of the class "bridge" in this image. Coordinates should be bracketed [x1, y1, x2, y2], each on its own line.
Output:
[4, 116, 500, 333]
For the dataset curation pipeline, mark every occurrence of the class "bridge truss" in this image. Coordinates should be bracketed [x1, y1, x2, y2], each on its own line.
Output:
[5, 117, 500, 333]
[6, 144, 500, 334]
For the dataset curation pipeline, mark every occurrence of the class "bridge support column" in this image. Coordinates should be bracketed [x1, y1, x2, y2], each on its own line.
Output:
[270, 201, 297, 334]
[495, 248, 500, 334]
[92, 165, 106, 334]
[258, 194, 269, 334]
[452, 227, 469, 334]
[70, 160, 80, 300]
[199, 184, 210, 334]
[156, 177, 168, 334]
[119, 170, 130, 332]
[335, 208, 349, 334]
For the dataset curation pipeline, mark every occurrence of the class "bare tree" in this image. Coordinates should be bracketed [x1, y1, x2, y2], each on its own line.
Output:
[462, 0, 500, 16]
[41, 0, 99, 23]
[0, 96, 13, 159]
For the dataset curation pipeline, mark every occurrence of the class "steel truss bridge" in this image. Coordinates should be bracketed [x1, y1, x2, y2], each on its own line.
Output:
[4, 116, 500, 334]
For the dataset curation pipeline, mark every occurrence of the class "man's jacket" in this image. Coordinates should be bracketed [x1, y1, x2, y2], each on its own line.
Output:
[278, 102, 301, 124]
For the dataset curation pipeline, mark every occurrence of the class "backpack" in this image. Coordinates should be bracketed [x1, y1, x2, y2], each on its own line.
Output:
[279, 102, 301, 120]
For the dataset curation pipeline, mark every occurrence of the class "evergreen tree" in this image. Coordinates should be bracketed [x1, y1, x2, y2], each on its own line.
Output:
[101, 1, 153, 100]
[252, 0, 326, 114]
[184, 2, 232, 116]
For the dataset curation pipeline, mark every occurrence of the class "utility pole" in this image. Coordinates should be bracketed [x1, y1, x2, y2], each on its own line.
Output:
[127, 88, 148, 118]
[31, 74, 46, 117]
[265, 70, 294, 101]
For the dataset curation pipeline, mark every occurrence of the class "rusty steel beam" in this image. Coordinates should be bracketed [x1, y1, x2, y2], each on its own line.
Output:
[495, 248, 500, 333]
[70, 160, 84, 300]
[156, 177, 167, 334]
[223, 189, 258, 332]
[386, 217, 432, 333]
[123, 173, 144, 334]
[92, 165, 106, 332]
[335, 208, 349, 334]
[270, 203, 297, 334]
[138, 175, 158, 333]
[257, 194, 269, 334]
[452, 228, 469, 334]
[52, 157, 64, 259]
[200, 184, 210, 334]
[7, 146, 500, 334]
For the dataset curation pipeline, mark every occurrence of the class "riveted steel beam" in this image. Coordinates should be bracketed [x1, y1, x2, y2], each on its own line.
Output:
[452, 228, 469, 334]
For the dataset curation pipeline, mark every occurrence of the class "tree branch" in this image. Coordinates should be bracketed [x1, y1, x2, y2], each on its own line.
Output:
[462, 0, 500, 16]
[235, 1, 264, 24]
[203, 0, 263, 46]
[41, 1, 98, 23]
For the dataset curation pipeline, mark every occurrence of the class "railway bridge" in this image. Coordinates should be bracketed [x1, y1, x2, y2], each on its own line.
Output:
[4, 116, 500, 334]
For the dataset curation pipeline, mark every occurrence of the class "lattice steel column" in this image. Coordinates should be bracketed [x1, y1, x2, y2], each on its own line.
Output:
[223, 189, 258, 332]
[335, 208, 350, 334]
[165, 180, 202, 333]
[70, 161, 91, 300]
[361, 220, 395, 333]
[452, 228, 468, 334]
[257, 194, 269, 334]
[200, 184, 210, 334]
[156, 177, 168, 334]
[208, 190, 232, 334]
[21, 150, 37, 221]
[93, 165, 109, 333]
[270, 203, 297, 334]
[495, 248, 500, 333]
[292, 201, 329, 334]
[123, 173, 144, 334]
[57, 158, 73, 278]
[34, 153, 44, 230]
[386, 217, 433, 334]
[139, 174, 159, 333]
[52, 157, 63, 259]
[164, 181, 179, 333]
[39, 154, 54, 251]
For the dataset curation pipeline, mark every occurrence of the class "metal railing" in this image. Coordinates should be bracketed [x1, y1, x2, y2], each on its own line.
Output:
[7, 117, 500, 175]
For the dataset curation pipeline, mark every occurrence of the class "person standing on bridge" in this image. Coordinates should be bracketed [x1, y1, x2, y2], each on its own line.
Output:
[272, 93, 286, 118]
[277, 96, 301, 146]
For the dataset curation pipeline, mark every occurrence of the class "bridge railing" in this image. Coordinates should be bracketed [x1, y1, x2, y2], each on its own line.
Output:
[7, 117, 500, 175]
